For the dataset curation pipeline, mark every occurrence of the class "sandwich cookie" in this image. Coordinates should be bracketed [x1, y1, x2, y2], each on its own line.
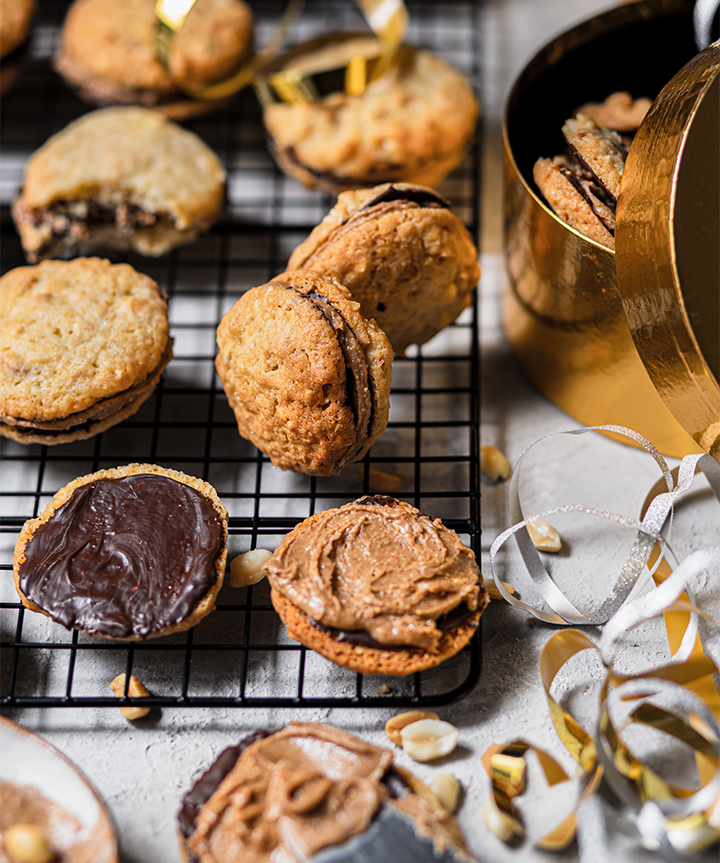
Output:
[178, 722, 473, 863]
[0, 0, 35, 93]
[533, 92, 651, 251]
[0, 258, 172, 445]
[55, 0, 253, 117]
[263, 496, 487, 676]
[12, 106, 226, 263]
[215, 270, 393, 476]
[288, 183, 480, 355]
[262, 37, 478, 193]
[13, 463, 228, 640]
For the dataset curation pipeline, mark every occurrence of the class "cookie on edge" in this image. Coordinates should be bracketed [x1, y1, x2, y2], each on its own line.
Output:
[12, 107, 226, 262]
[0, 258, 172, 445]
[288, 182, 480, 355]
[215, 270, 393, 476]
[262, 38, 478, 193]
[55, 0, 253, 118]
[178, 722, 473, 863]
[0, 0, 35, 93]
[13, 464, 229, 640]
[264, 496, 488, 676]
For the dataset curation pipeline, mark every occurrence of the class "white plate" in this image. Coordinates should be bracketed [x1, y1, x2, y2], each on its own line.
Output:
[0, 716, 119, 862]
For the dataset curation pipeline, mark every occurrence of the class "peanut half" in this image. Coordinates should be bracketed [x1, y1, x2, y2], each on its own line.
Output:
[357, 468, 405, 494]
[399, 718, 459, 762]
[525, 514, 562, 552]
[429, 773, 461, 812]
[109, 673, 151, 720]
[2, 824, 56, 863]
[229, 548, 273, 588]
[480, 445, 512, 483]
[385, 710, 439, 746]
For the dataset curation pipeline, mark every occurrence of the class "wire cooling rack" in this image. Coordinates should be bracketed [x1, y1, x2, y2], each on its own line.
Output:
[0, 0, 483, 709]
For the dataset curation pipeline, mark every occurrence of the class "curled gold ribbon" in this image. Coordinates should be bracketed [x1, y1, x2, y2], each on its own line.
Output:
[154, 0, 408, 102]
[483, 424, 720, 859]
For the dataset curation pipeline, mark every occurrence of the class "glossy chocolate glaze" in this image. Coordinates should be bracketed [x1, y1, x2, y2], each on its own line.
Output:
[18, 475, 223, 638]
[178, 731, 272, 840]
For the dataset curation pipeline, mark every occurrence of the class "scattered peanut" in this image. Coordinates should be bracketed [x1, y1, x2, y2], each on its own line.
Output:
[481, 577, 516, 601]
[109, 673, 151, 720]
[525, 514, 562, 552]
[429, 773, 461, 813]
[229, 548, 273, 588]
[480, 445, 512, 483]
[385, 710, 439, 745]
[2, 824, 56, 863]
[378, 684, 390, 694]
[358, 468, 405, 494]
[399, 718, 459, 762]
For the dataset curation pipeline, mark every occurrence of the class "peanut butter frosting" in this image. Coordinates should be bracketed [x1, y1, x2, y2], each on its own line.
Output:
[263, 496, 481, 652]
[187, 723, 392, 863]
[183, 723, 470, 863]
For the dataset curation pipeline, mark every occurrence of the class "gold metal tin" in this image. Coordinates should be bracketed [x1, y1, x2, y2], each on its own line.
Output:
[502, 0, 719, 458]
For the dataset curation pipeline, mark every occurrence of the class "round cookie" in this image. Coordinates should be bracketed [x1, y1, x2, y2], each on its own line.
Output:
[215, 270, 393, 476]
[261, 37, 479, 193]
[13, 463, 229, 640]
[263, 495, 488, 676]
[178, 722, 472, 863]
[55, 0, 253, 117]
[0, 258, 172, 445]
[0, 0, 35, 94]
[288, 183, 480, 355]
[11, 107, 226, 263]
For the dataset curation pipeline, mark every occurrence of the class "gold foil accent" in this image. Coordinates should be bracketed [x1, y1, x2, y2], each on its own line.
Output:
[502, 0, 716, 459]
[154, 0, 408, 103]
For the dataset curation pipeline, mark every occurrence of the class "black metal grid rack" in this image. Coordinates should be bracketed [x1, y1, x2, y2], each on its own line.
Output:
[0, 0, 483, 710]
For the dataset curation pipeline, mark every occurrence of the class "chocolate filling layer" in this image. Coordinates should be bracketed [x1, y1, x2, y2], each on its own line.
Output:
[292, 286, 374, 470]
[18, 475, 223, 638]
[309, 601, 477, 651]
[360, 185, 451, 211]
[558, 157, 617, 235]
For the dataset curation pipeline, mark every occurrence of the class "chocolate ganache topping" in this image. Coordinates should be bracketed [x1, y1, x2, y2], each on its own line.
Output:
[264, 497, 481, 652]
[17, 475, 224, 638]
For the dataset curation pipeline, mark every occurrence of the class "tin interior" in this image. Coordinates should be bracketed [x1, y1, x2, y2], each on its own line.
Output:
[506, 0, 698, 193]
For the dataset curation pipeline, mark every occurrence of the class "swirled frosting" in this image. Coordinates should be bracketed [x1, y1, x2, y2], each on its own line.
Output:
[263, 496, 481, 651]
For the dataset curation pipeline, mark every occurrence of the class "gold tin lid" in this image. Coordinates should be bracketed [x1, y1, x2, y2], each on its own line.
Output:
[615, 44, 720, 460]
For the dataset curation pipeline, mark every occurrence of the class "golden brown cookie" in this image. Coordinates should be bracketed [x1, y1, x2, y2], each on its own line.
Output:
[288, 183, 480, 355]
[264, 496, 487, 676]
[575, 91, 652, 133]
[13, 463, 228, 640]
[215, 270, 393, 476]
[55, 0, 253, 117]
[0, 258, 172, 445]
[178, 722, 472, 863]
[12, 107, 226, 262]
[261, 37, 478, 193]
[0, 0, 35, 94]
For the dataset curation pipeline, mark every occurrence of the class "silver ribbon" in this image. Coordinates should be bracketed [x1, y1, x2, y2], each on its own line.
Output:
[488, 424, 720, 626]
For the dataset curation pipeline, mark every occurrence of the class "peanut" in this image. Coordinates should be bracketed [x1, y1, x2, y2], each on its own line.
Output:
[429, 773, 461, 812]
[109, 673, 151, 720]
[2, 824, 56, 863]
[229, 548, 273, 587]
[385, 710, 439, 745]
[399, 718, 459, 762]
[525, 514, 562, 552]
[480, 445, 512, 483]
[357, 468, 405, 493]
